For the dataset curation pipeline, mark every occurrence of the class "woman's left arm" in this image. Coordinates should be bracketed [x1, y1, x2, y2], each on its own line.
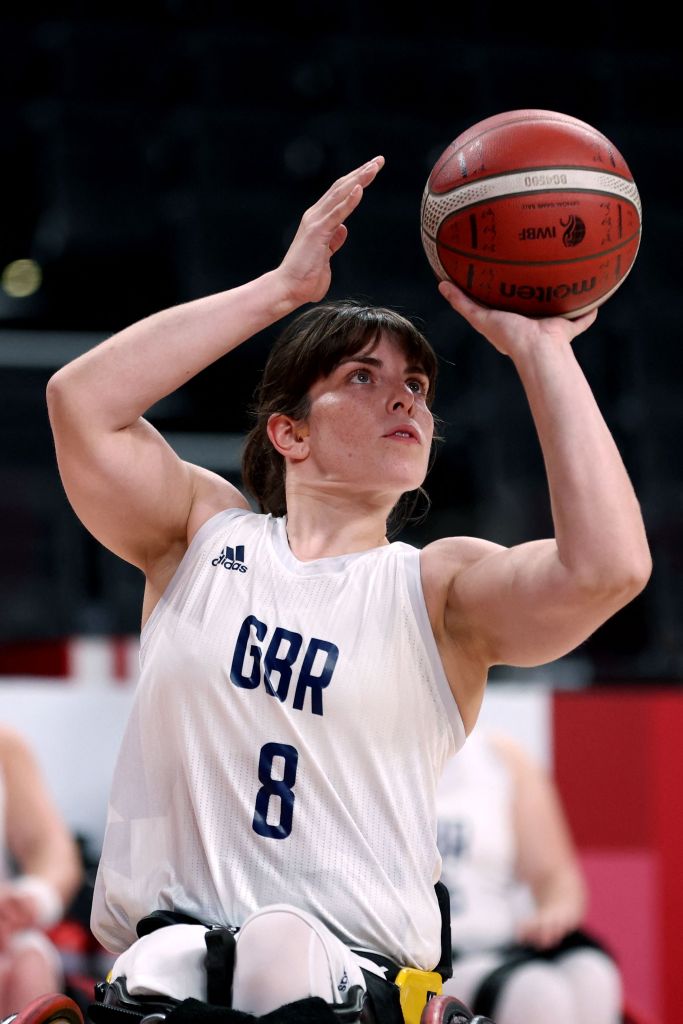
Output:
[438, 282, 652, 676]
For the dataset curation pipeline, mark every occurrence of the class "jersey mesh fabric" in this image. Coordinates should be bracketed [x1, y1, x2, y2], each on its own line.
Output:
[91, 509, 465, 968]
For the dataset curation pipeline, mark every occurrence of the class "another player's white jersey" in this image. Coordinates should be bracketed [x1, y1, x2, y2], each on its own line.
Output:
[91, 509, 465, 968]
[436, 730, 528, 952]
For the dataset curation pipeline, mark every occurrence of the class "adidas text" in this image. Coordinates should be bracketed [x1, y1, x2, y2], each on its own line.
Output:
[212, 544, 248, 572]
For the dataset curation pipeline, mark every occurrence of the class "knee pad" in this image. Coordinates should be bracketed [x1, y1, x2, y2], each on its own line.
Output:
[107, 924, 236, 1006]
[233, 906, 366, 1013]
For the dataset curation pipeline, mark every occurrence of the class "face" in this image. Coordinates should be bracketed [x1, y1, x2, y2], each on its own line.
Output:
[297, 332, 435, 499]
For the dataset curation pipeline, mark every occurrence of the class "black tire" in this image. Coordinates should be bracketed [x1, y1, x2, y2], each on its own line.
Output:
[11, 994, 83, 1024]
[420, 994, 473, 1024]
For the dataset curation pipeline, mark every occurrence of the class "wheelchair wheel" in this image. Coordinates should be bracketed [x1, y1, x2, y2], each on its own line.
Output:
[6, 993, 84, 1024]
[420, 994, 474, 1024]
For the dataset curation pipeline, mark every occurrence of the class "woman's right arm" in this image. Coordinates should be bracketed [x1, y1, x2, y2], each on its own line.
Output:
[0, 726, 82, 946]
[46, 157, 384, 574]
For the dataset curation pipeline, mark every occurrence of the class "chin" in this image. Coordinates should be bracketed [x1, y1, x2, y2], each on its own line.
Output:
[384, 476, 426, 498]
[351, 459, 427, 499]
[394, 463, 428, 491]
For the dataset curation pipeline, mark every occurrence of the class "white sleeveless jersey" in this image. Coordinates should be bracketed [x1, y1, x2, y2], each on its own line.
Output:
[436, 729, 529, 952]
[91, 509, 465, 968]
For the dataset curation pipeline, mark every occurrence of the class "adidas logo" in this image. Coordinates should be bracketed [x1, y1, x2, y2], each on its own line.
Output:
[211, 544, 248, 573]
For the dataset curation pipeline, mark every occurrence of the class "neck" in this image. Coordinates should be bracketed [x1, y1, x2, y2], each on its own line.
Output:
[283, 486, 393, 561]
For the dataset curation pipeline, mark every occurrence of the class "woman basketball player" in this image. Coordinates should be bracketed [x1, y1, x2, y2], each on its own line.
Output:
[46, 156, 650, 1024]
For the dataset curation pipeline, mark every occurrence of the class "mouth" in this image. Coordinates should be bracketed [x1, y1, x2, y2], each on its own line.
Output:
[383, 426, 420, 443]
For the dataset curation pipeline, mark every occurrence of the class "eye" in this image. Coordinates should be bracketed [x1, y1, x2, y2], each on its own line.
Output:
[350, 368, 372, 384]
[406, 378, 428, 395]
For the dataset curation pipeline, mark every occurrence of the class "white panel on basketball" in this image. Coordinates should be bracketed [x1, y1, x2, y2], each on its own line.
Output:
[421, 167, 642, 241]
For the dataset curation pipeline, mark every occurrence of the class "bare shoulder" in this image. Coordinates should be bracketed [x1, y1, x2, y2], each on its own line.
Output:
[186, 463, 252, 543]
[487, 729, 525, 758]
[0, 723, 31, 756]
[0, 725, 36, 776]
[420, 535, 505, 598]
[487, 731, 539, 777]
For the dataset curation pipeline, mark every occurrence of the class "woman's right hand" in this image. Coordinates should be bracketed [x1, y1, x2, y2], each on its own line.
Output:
[516, 900, 583, 950]
[277, 156, 385, 307]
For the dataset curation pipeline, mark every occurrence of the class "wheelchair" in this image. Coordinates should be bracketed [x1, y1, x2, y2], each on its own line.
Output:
[2, 979, 492, 1024]
[2, 974, 658, 1024]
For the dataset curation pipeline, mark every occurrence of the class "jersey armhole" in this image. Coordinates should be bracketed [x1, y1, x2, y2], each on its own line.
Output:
[402, 547, 467, 751]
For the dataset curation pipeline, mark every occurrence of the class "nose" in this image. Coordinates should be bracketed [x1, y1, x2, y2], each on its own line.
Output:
[386, 380, 416, 414]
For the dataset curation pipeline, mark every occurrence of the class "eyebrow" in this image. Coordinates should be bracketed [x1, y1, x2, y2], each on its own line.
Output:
[338, 354, 429, 376]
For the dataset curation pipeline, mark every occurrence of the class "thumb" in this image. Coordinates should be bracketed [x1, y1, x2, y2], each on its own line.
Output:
[328, 224, 348, 255]
[567, 306, 599, 338]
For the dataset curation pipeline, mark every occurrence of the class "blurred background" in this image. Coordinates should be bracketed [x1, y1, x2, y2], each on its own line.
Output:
[0, 5, 680, 1021]
[2, 2, 681, 682]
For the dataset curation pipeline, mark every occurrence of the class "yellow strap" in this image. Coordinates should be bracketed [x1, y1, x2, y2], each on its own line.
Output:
[394, 969, 443, 1024]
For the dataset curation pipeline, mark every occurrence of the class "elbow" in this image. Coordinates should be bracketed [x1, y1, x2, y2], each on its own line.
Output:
[630, 549, 653, 596]
[572, 551, 652, 607]
[46, 368, 68, 420]
[613, 543, 653, 601]
[46, 366, 82, 429]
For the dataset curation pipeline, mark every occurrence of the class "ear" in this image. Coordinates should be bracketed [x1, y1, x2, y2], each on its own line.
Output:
[266, 414, 310, 462]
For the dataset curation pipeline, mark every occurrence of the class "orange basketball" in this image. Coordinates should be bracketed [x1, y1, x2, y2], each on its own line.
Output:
[420, 109, 642, 318]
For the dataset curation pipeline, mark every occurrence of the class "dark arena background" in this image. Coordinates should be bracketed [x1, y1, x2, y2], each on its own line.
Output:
[0, 6, 681, 1022]
[2, 6, 680, 682]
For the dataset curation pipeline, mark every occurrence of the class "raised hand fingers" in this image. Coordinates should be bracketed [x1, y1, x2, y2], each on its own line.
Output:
[326, 156, 385, 199]
[309, 156, 385, 222]
[277, 156, 384, 306]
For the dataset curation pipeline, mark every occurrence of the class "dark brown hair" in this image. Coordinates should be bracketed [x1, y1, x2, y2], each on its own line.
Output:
[242, 300, 439, 536]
